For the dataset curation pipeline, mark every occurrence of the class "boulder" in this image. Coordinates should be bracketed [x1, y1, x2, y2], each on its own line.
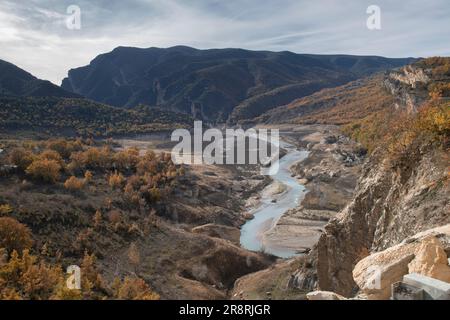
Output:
[408, 237, 450, 283]
[353, 224, 450, 300]
[306, 291, 346, 300]
[353, 247, 415, 300]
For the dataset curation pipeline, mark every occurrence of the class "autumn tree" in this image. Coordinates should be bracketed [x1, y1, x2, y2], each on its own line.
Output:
[93, 210, 102, 229]
[114, 277, 159, 300]
[26, 158, 61, 183]
[64, 176, 85, 191]
[108, 171, 125, 189]
[0, 217, 33, 254]
[8, 148, 34, 171]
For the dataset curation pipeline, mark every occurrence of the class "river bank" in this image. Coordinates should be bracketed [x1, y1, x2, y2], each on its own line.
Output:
[232, 124, 366, 299]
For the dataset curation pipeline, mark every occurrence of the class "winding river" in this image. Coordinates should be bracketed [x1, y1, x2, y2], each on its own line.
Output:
[240, 142, 309, 258]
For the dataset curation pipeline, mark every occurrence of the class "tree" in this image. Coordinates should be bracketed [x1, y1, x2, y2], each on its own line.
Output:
[108, 171, 124, 189]
[115, 277, 159, 300]
[0, 217, 33, 254]
[8, 148, 34, 171]
[93, 210, 102, 229]
[127, 243, 140, 272]
[0, 204, 13, 216]
[26, 159, 61, 183]
[39, 150, 64, 166]
[64, 176, 85, 191]
[84, 170, 93, 183]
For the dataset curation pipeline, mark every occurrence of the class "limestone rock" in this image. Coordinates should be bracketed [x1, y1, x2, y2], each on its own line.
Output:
[306, 291, 346, 300]
[353, 245, 415, 300]
[353, 225, 450, 299]
[408, 237, 450, 283]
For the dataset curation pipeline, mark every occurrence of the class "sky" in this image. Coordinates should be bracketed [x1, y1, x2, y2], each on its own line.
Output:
[1, 0, 449, 85]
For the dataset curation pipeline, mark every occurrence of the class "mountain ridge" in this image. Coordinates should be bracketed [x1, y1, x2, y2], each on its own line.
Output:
[61, 46, 416, 122]
[0, 59, 79, 99]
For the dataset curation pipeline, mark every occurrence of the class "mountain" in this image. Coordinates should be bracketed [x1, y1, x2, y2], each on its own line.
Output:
[61, 46, 415, 122]
[0, 59, 78, 98]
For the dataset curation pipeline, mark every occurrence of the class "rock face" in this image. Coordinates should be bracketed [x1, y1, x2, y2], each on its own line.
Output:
[383, 65, 431, 113]
[291, 139, 449, 297]
[408, 237, 450, 283]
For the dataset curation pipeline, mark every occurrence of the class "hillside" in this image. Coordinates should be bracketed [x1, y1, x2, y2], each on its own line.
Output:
[0, 96, 191, 138]
[61, 46, 415, 122]
[0, 60, 78, 98]
[252, 74, 395, 125]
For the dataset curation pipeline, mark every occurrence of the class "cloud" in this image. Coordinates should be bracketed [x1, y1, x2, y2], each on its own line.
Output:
[0, 0, 449, 84]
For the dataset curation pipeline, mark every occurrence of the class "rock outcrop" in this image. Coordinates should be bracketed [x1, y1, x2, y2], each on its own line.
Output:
[408, 236, 450, 283]
[352, 225, 450, 299]
[383, 65, 431, 113]
[291, 136, 449, 297]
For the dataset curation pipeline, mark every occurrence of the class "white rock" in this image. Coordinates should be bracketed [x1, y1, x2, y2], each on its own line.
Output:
[306, 291, 347, 300]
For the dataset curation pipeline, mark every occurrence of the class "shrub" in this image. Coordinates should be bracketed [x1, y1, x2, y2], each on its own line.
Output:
[26, 159, 61, 183]
[84, 170, 93, 183]
[114, 277, 159, 300]
[0, 250, 63, 300]
[108, 171, 125, 189]
[83, 147, 111, 169]
[113, 148, 139, 171]
[64, 176, 85, 191]
[0, 204, 13, 216]
[0, 217, 33, 253]
[108, 210, 122, 225]
[38, 150, 64, 166]
[45, 139, 82, 159]
[148, 187, 161, 203]
[8, 148, 35, 171]
[93, 210, 102, 228]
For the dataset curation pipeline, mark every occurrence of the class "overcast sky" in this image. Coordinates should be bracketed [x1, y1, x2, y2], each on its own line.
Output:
[1, 0, 449, 84]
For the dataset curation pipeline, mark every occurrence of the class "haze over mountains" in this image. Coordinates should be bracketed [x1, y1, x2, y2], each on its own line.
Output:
[60, 46, 415, 123]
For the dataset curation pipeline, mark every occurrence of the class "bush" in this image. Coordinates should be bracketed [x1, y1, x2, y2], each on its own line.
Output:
[84, 170, 93, 183]
[8, 148, 35, 171]
[108, 171, 125, 189]
[64, 176, 85, 191]
[39, 150, 64, 167]
[114, 277, 159, 300]
[0, 217, 33, 253]
[26, 159, 61, 183]
[45, 139, 82, 159]
[0, 204, 13, 216]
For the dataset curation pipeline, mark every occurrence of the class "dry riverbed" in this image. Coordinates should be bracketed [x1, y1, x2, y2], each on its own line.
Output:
[232, 125, 366, 299]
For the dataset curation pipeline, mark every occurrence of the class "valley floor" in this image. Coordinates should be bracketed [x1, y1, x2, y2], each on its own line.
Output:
[116, 124, 367, 299]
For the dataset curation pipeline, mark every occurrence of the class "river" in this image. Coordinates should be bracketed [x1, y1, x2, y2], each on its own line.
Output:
[240, 142, 309, 258]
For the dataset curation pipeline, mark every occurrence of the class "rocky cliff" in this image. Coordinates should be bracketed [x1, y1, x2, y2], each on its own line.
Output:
[290, 60, 449, 297]
[383, 65, 431, 113]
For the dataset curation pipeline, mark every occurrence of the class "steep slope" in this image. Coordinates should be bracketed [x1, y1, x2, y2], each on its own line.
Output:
[291, 58, 450, 297]
[61, 46, 415, 122]
[253, 75, 395, 125]
[0, 59, 78, 98]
